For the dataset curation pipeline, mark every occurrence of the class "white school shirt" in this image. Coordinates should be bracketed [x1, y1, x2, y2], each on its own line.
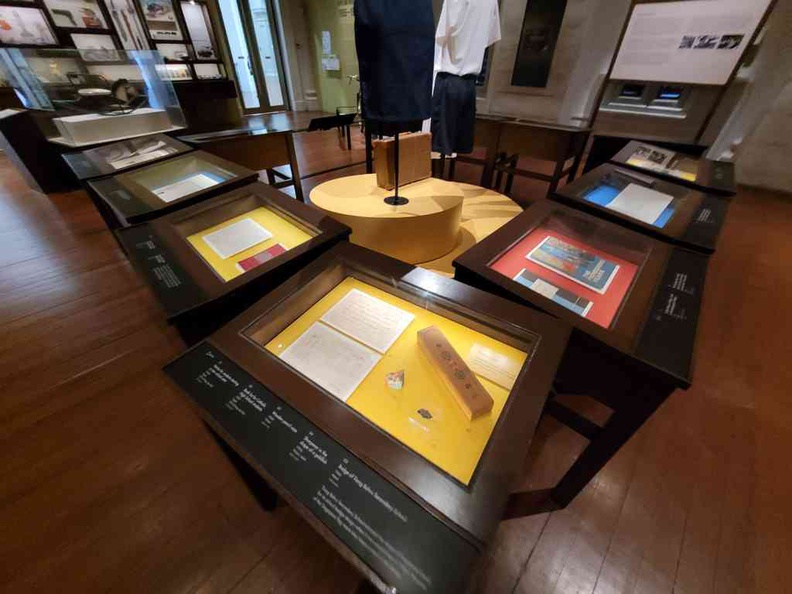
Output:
[435, 0, 501, 77]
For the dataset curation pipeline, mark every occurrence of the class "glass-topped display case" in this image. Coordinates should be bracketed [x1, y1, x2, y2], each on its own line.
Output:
[552, 163, 730, 254]
[164, 242, 569, 593]
[0, 48, 187, 147]
[453, 201, 710, 510]
[610, 140, 736, 196]
[62, 133, 192, 180]
[118, 182, 350, 343]
[88, 149, 257, 227]
[454, 201, 706, 382]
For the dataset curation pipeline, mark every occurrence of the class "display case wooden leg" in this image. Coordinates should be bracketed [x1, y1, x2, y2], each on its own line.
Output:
[207, 425, 278, 511]
[548, 381, 671, 508]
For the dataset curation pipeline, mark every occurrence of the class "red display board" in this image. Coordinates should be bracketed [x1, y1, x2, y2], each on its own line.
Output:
[489, 227, 640, 329]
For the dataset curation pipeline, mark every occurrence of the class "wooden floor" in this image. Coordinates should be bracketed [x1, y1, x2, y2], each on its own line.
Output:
[1, 128, 791, 593]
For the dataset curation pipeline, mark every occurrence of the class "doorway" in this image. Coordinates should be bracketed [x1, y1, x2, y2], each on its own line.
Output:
[217, 0, 288, 113]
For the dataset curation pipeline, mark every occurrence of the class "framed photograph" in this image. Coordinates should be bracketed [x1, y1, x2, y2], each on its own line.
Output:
[71, 33, 118, 61]
[180, 1, 216, 60]
[155, 42, 190, 62]
[155, 63, 191, 80]
[194, 62, 223, 80]
[44, 0, 108, 29]
[106, 0, 148, 50]
[0, 7, 58, 46]
[138, 0, 183, 41]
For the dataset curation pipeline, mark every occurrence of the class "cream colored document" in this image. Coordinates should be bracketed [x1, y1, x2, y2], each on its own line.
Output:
[280, 322, 381, 401]
[320, 288, 415, 354]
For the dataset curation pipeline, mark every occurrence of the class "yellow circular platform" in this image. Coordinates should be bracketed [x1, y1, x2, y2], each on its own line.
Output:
[309, 174, 464, 264]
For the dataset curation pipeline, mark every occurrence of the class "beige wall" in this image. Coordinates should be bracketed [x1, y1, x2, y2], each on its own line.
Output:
[479, 0, 631, 125]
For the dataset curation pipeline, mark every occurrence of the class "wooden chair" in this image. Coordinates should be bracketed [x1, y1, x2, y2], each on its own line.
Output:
[179, 129, 304, 202]
[492, 121, 591, 198]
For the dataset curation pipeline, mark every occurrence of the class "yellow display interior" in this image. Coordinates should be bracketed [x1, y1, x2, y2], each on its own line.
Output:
[187, 206, 314, 282]
[261, 277, 529, 485]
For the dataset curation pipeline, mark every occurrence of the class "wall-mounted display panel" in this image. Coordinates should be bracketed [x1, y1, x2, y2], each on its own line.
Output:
[511, 0, 567, 88]
[62, 133, 192, 180]
[70, 33, 117, 60]
[180, 1, 216, 60]
[553, 164, 730, 254]
[117, 182, 350, 342]
[137, 0, 182, 40]
[155, 42, 190, 61]
[611, 140, 736, 196]
[164, 242, 569, 592]
[43, 0, 108, 29]
[193, 62, 223, 79]
[105, 0, 148, 49]
[87, 149, 257, 226]
[610, 0, 773, 85]
[0, 7, 58, 46]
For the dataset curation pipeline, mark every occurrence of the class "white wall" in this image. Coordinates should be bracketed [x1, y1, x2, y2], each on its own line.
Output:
[276, 0, 320, 111]
[709, 0, 792, 191]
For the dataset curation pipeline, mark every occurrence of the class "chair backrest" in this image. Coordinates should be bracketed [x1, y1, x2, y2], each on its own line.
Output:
[186, 130, 293, 172]
[498, 122, 575, 161]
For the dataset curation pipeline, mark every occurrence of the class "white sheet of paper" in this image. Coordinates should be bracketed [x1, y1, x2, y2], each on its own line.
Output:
[202, 218, 273, 259]
[110, 148, 170, 170]
[153, 173, 220, 203]
[467, 343, 521, 390]
[606, 183, 674, 225]
[280, 322, 381, 402]
[320, 288, 415, 354]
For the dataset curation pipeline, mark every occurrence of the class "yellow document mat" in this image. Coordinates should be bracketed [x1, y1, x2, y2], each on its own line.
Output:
[263, 277, 528, 485]
[187, 206, 314, 282]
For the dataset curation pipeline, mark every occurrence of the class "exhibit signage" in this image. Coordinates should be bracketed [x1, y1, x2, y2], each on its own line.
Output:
[122, 223, 207, 316]
[636, 249, 708, 381]
[165, 343, 479, 594]
[610, 0, 772, 86]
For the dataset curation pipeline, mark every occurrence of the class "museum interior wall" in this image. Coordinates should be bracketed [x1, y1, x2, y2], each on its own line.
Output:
[710, 0, 792, 192]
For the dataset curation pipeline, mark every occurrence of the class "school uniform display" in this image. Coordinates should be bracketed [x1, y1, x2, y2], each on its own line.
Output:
[431, 0, 501, 155]
[354, 0, 435, 132]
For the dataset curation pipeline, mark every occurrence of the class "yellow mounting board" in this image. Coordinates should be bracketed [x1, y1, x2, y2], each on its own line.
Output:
[263, 277, 528, 485]
[187, 206, 314, 282]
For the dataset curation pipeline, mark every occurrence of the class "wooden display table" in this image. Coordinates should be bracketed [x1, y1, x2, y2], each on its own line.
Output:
[310, 174, 464, 264]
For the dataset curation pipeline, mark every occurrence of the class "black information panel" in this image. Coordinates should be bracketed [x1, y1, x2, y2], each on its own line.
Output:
[90, 177, 151, 220]
[119, 224, 206, 317]
[681, 194, 729, 253]
[62, 152, 97, 181]
[637, 249, 709, 383]
[165, 343, 479, 594]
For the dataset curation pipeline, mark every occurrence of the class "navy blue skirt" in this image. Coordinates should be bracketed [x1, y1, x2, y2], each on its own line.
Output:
[354, 0, 434, 125]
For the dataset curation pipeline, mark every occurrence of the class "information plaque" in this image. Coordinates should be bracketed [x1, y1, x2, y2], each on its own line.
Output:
[166, 342, 478, 594]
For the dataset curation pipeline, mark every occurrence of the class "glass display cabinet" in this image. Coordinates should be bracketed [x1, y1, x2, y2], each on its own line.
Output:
[453, 201, 709, 510]
[0, 48, 187, 147]
[552, 163, 730, 254]
[164, 242, 569, 594]
[118, 182, 350, 343]
[62, 133, 192, 180]
[87, 149, 257, 228]
[610, 140, 736, 196]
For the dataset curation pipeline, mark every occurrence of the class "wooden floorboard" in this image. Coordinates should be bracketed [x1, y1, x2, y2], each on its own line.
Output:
[0, 129, 791, 593]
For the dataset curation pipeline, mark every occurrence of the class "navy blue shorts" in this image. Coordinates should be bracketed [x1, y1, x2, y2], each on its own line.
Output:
[431, 73, 477, 156]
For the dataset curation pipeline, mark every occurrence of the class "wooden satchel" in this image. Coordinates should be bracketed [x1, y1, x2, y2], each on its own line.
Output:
[373, 132, 432, 190]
